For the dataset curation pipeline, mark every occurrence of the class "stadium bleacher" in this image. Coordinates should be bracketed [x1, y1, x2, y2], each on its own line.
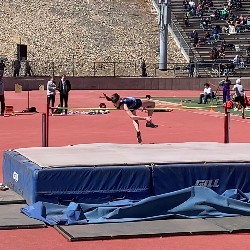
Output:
[170, 0, 250, 77]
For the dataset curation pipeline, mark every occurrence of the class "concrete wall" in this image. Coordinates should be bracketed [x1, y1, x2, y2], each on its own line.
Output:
[4, 76, 250, 91]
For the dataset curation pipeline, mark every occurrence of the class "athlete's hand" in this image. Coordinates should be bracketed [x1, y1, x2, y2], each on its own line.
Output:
[103, 93, 112, 102]
[145, 116, 152, 122]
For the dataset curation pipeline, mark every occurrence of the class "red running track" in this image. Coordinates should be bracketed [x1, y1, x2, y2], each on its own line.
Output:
[1, 90, 250, 250]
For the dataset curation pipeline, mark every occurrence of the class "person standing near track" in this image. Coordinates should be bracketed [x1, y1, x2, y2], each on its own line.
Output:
[140, 58, 147, 77]
[47, 76, 57, 112]
[232, 78, 245, 111]
[57, 74, 71, 115]
[0, 60, 6, 76]
[0, 74, 5, 116]
[219, 75, 231, 104]
[103, 93, 158, 143]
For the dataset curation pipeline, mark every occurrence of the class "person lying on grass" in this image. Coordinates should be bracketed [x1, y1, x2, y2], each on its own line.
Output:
[103, 93, 158, 143]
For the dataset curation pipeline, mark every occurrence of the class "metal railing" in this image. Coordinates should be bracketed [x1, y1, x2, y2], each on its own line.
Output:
[2, 60, 250, 78]
[169, 19, 198, 62]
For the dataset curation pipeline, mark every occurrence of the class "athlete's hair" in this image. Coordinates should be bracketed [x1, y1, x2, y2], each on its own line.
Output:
[111, 93, 120, 103]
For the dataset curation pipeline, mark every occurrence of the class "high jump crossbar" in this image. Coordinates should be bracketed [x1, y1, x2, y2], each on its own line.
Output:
[42, 104, 231, 147]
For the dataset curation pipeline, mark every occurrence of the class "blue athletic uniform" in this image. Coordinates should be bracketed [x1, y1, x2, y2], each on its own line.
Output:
[118, 97, 142, 111]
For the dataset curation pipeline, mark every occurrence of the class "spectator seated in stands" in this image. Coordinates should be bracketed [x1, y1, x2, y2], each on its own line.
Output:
[233, 55, 240, 67]
[246, 46, 250, 57]
[219, 63, 227, 75]
[222, 24, 229, 33]
[247, 16, 250, 26]
[190, 29, 198, 39]
[196, 3, 203, 17]
[239, 55, 245, 68]
[183, 13, 190, 27]
[225, 43, 235, 51]
[215, 25, 222, 33]
[211, 9, 221, 20]
[238, 14, 246, 25]
[183, 0, 190, 9]
[220, 39, 227, 50]
[198, 83, 214, 104]
[232, 0, 242, 10]
[210, 47, 219, 60]
[246, 56, 250, 65]
[228, 10, 237, 21]
[232, 55, 244, 68]
[224, 62, 236, 75]
[204, 31, 212, 44]
[189, 6, 196, 16]
[211, 63, 225, 76]
[191, 30, 199, 47]
[188, 0, 196, 9]
[234, 18, 243, 33]
[200, 18, 211, 30]
[188, 0, 196, 16]
[221, 7, 229, 20]
[232, 55, 243, 68]
[228, 22, 236, 34]
[206, 0, 214, 9]
[218, 46, 225, 59]
[227, 0, 233, 10]
[211, 27, 220, 41]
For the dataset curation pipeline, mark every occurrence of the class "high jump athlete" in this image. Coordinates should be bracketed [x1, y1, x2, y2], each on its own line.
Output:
[103, 93, 158, 143]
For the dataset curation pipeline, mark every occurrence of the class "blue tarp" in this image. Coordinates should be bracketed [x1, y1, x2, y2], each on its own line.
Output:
[21, 186, 250, 226]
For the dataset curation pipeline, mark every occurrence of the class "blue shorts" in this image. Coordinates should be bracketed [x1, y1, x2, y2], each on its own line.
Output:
[131, 99, 142, 111]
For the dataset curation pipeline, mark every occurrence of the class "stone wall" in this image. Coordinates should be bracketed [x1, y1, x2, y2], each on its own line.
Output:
[0, 0, 186, 77]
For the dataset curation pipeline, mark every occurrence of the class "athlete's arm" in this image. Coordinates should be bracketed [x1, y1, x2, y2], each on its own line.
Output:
[103, 93, 112, 101]
[123, 104, 151, 121]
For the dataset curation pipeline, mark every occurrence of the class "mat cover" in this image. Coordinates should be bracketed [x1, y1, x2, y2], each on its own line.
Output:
[13, 142, 250, 167]
[21, 186, 250, 226]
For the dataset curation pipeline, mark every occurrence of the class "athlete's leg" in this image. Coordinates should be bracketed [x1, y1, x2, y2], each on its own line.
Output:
[141, 100, 155, 117]
[141, 100, 158, 128]
[131, 110, 142, 143]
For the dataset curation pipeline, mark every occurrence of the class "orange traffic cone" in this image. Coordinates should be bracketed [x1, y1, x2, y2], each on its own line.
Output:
[209, 106, 214, 112]
[180, 99, 183, 106]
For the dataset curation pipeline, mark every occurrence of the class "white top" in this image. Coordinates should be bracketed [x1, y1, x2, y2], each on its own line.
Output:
[204, 86, 212, 95]
[233, 83, 244, 97]
[47, 80, 57, 96]
[189, 0, 195, 7]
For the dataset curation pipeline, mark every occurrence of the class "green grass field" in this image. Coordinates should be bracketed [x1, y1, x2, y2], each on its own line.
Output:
[154, 97, 248, 117]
